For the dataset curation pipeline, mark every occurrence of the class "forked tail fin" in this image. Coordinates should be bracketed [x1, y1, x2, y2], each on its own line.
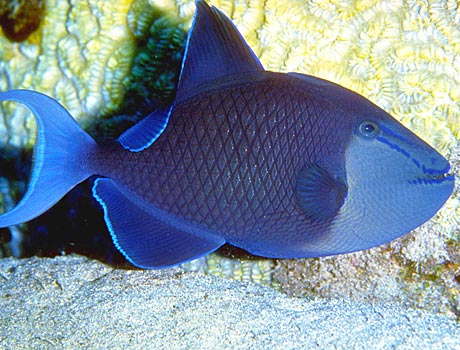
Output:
[0, 90, 97, 227]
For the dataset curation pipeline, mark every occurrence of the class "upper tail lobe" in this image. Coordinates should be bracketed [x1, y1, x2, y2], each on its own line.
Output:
[0, 90, 97, 227]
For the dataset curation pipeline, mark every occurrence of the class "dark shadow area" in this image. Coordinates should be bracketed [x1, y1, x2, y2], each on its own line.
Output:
[0, 0, 45, 42]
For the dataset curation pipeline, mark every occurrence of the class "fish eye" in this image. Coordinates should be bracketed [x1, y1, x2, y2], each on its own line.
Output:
[358, 121, 380, 138]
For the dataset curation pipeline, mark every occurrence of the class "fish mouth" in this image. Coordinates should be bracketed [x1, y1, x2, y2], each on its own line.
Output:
[409, 165, 455, 185]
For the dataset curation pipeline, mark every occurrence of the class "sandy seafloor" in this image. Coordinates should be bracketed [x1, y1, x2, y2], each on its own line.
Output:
[0, 255, 459, 349]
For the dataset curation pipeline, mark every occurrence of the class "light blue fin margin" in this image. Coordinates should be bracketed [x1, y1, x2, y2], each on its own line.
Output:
[0, 90, 96, 227]
[92, 178, 225, 268]
[117, 108, 171, 152]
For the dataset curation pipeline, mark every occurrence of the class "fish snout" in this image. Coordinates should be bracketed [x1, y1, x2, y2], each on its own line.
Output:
[410, 149, 455, 186]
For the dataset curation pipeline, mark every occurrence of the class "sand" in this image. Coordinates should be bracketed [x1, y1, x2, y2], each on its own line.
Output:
[0, 255, 459, 349]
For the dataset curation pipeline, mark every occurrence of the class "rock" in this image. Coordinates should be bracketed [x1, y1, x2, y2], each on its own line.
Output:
[1, 255, 459, 349]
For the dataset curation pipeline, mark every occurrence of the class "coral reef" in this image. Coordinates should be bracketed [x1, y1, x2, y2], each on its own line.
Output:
[0, 0, 135, 148]
[181, 247, 278, 288]
[0, 0, 458, 316]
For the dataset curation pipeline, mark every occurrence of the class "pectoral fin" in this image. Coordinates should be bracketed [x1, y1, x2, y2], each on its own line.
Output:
[296, 164, 347, 222]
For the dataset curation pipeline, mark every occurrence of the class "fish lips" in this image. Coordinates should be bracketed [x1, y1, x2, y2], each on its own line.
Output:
[409, 163, 455, 187]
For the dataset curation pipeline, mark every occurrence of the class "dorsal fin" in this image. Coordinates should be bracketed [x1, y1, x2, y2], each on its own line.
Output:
[175, 0, 264, 102]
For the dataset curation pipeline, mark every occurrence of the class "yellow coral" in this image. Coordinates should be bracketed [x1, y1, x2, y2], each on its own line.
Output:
[0, 0, 136, 147]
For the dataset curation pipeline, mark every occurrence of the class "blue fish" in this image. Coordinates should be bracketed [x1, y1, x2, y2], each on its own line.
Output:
[0, 1, 454, 268]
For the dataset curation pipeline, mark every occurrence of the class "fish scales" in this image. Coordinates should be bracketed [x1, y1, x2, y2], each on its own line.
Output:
[91, 74, 348, 255]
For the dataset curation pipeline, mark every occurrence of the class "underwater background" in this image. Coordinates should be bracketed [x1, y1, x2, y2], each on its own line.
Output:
[0, 0, 459, 322]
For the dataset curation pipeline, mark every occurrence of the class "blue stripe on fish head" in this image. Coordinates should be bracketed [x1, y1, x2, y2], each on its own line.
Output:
[331, 110, 454, 248]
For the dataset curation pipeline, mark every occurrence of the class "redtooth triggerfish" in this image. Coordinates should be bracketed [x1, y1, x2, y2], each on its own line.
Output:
[0, 1, 454, 268]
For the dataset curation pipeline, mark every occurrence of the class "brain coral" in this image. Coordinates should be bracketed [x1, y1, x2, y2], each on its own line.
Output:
[0, 0, 459, 315]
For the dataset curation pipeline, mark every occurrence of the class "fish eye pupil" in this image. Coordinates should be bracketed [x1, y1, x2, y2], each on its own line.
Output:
[359, 121, 379, 138]
[363, 124, 374, 133]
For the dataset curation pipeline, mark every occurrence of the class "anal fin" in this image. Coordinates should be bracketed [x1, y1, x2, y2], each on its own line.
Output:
[92, 178, 224, 268]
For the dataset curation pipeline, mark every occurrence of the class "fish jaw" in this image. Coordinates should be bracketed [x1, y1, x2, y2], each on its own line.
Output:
[408, 163, 454, 186]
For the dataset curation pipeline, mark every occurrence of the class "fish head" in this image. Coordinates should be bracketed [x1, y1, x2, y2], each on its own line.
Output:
[332, 101, 455, 249]
[288, 72, 454, 254]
